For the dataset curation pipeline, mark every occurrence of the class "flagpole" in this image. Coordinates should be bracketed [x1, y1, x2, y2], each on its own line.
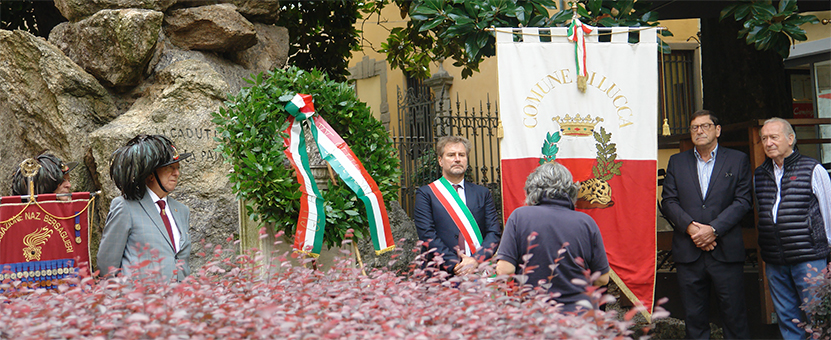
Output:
[352, 241, 367, 276]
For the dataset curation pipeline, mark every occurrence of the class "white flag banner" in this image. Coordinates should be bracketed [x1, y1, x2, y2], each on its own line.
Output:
[497, 27, 658, 315]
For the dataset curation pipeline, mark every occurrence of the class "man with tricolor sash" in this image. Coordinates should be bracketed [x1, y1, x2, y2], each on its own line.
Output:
[414, 136, 501, 276]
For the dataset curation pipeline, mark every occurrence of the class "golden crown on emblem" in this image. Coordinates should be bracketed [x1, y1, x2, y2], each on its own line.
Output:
[552, 114, 604, 137]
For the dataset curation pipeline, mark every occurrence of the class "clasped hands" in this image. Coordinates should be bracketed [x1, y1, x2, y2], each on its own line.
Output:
[454, 249, 478, 276]
[687, 221, 717, 251]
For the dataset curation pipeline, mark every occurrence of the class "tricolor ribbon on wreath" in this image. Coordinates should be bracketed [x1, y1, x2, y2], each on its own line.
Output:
[282, 93, 395, 256]
[567, 17, 594, 92]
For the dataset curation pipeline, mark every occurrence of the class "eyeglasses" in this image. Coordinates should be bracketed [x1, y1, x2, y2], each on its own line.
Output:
[689, 123, 714, 132]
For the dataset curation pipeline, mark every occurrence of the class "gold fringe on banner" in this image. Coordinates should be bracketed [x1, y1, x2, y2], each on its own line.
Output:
[610, 269, 653, 322]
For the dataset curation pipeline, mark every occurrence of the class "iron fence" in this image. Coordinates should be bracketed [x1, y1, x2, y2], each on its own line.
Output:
[394, 87, 502, 221]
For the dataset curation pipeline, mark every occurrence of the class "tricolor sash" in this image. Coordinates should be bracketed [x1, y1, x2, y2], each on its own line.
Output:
[427, 178, 482, 255]
[282, 94, 395, 256]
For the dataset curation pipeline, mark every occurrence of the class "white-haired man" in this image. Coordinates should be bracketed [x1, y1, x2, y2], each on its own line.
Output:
[755, 117, 831, 339]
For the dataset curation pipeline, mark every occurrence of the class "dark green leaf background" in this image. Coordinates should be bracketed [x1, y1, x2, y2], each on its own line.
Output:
[213, 67, 400, 250]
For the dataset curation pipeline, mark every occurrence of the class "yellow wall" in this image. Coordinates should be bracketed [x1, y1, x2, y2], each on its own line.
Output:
[662, 18, 700, 43]
[354, 76, 383, 121]
[798, 11, 831, 43]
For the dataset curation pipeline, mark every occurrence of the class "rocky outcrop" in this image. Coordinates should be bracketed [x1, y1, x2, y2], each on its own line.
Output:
[228, 23, 289, 72]
[357, 201, 419, 274]
[229, 0, 282, 24]
[89, 59, 235, 267]
[0, 29, 117, 197]
[48, 9, 163, 88]
[3, 0, 291, 271]
[148, 37, 256, 95]
[53, 0, 176, 22]
[164, 4, 257, 52]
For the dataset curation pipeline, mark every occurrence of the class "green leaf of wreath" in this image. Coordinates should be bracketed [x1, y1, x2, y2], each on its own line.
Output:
[213, 66, 400, 250]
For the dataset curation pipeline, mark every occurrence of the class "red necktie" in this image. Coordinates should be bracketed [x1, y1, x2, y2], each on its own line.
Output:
[156, 200, 177, 252]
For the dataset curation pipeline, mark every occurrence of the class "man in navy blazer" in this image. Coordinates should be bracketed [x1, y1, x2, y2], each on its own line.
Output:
[414, 136, 501, 276]
[661, 110, 753, 339]
[98, 135, 192, 282]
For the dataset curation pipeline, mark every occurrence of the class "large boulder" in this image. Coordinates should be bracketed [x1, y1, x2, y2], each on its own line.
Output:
[357, 201, 419, 274]
[148, 37, 254, 95]
[0, 29, 117, 197]
[48, 9, 163, 88]
[228, 0, 281, 24]
[53, 0, 176, 22]
[227, 23, 288, 72]
[164, 4, 257, 52]
[88, 59, 236, 270]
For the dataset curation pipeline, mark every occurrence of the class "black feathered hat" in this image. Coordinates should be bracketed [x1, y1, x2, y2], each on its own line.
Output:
[11, 153, 76, 196]
[109, 134, 192, 200]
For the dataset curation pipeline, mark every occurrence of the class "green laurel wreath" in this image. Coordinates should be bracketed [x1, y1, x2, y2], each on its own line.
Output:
[540, 131, 561, 164]
[212, 67, 400, 249]
[591, 126, 622, 181]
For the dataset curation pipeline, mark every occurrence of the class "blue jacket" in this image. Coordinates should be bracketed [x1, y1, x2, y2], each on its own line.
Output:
[414, 181, 502, 273]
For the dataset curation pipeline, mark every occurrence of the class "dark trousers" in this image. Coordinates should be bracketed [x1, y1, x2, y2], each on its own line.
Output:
[676, 252, 751, 339]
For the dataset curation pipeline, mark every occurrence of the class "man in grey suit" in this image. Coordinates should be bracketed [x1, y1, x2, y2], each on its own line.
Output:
[98, 134, 192, 281]
[661, 110, 753, 339]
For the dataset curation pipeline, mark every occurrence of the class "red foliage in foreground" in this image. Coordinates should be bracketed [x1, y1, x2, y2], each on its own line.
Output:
[0, 234, 666, 339]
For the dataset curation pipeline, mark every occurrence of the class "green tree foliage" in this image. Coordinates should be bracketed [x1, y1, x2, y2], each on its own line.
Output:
[375, 0, 669, 79]
[373, 0, 820, 79]
[0, 0, 64, 37]
[719, 0, 818, 58]
[275, 1, 366, 82]
[378, 0, 560, 79]
[0, 0, 37, 33]
[212, 67, 400, 249]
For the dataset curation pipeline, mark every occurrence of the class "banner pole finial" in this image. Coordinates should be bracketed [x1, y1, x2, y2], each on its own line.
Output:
[20, 158, 41, 199]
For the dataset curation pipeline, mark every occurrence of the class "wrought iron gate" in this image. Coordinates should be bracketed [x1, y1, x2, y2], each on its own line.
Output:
[394, 85, 502, 220]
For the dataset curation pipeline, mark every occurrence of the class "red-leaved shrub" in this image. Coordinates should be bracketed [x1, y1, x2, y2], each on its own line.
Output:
[0, 231, 665, 339]
[801, 262, 831, 339]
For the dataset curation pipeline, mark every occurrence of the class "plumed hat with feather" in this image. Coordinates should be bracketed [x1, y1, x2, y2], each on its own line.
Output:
[11, 153, 78, 196]
[109, 134, 192, 200]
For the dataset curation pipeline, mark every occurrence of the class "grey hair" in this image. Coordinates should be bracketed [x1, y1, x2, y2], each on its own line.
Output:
[524, 162, 580, 206]
[761, 117, 796, 144]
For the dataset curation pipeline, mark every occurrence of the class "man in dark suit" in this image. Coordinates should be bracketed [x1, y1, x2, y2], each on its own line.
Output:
[98, 135, 192, 282]
[414, 136, 501, 276]
[661, 110, 753, 339]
